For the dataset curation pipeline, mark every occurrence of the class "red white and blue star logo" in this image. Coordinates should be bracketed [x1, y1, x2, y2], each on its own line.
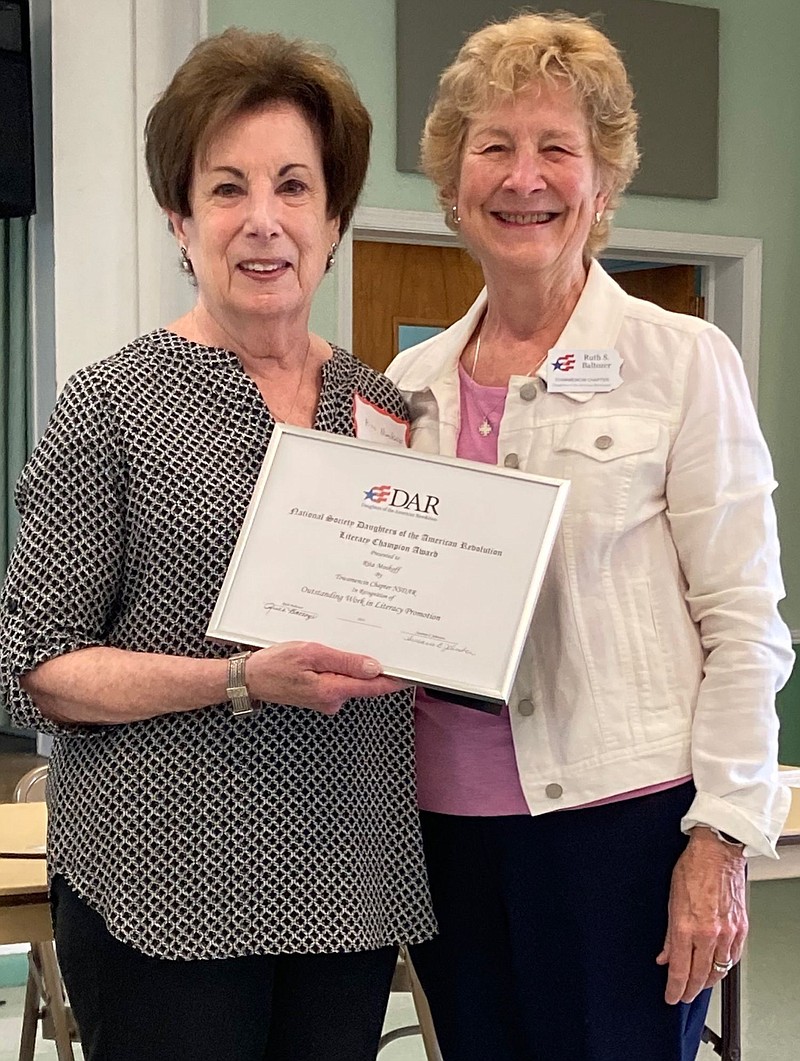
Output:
[551, 353, 576, 372]
[364, 484, 392, 503]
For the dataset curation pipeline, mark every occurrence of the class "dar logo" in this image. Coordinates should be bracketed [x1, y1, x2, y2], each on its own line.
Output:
[363, 484, 392, 503]
[362, 483, 441, 515]
[551, 353, 576, 372]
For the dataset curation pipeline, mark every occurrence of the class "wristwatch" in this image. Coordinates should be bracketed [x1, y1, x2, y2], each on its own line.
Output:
[227, 651, 254, 717]
[698, 825, 744, 849]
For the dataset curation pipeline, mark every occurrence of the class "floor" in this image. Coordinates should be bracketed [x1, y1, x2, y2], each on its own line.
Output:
[0, 980, 81, 1060]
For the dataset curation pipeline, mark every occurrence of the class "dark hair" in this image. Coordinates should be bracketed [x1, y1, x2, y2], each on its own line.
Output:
[144, 28, 371, 236]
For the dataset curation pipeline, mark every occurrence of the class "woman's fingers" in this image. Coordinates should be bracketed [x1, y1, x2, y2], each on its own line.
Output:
[245, 641, 408, 713]
[685, 937, 719, 1002]
[660, 830, 747, 1004]
[315, 672, 410, 711]
[664, 924, 732, 1003]
[300, 642, 384, 679]
[700, 911, 748, 990]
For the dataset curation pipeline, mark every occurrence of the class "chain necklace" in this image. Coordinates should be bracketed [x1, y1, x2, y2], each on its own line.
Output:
[468, 323, 547, 437]
[268, 335, 313, 425]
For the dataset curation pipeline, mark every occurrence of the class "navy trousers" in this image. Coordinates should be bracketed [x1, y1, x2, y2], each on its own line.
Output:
[50, 874, 398, 1061]
[409, 781, 711, 1061]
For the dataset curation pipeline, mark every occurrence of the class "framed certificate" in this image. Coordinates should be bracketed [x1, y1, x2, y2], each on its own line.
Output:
[207, 426, 569, 708]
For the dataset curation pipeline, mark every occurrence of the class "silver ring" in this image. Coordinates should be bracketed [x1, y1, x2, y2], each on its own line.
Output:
[712, 959, 734, 974]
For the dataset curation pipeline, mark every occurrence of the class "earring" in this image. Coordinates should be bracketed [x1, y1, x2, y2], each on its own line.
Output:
[450, 204, 461, 226]
[179, 246, 194, 275]
[593, 211, 603, 227]
[326, 242, 338, 271]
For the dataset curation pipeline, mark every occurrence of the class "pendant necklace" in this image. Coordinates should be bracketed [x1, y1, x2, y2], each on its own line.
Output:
[268, 336, 313, 425]
[468, 323, 546, 437]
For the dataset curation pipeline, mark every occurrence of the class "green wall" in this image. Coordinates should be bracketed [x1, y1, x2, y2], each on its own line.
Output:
[208, 0, 800, 635]
[778, 665, 800, 765]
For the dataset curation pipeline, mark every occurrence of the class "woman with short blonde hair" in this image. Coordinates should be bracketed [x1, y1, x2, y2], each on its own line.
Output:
[421, 12, 640, 255]
[388, 12, 791, 1061]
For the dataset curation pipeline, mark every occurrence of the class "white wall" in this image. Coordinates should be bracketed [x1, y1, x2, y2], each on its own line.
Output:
[51, 0, 206, 389]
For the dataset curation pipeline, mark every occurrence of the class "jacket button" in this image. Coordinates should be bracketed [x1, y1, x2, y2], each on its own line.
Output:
[545, 783, 563, 799]
[594, 435, 613, 450]
[517, 698, 534, 716]
[519, 381, 537, 401]
[504, 453, 520, 469]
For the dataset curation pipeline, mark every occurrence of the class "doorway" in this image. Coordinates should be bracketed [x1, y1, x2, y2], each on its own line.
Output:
[352, 240, 705, 374]
[339, 209, 762, 397]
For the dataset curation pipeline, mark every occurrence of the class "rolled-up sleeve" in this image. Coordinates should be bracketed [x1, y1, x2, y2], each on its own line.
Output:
[0, 369, 125, 736]
[666, 327, 794, 856]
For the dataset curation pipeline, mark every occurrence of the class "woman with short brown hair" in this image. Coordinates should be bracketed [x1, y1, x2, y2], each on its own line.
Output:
[0, 28, 435, 1061]
[145, 29, 371, 237]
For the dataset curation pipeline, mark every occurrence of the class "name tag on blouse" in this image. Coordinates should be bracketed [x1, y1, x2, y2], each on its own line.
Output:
[353, 394, 410, 447]
[546, 349, 623, 393]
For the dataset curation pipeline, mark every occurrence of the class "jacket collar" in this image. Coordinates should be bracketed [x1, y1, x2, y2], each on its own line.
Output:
[398, 259, 628, 404]
[547, 258, 628, 401]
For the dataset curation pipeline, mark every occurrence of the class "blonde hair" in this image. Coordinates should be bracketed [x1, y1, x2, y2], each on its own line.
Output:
[421, 11, 640, 256]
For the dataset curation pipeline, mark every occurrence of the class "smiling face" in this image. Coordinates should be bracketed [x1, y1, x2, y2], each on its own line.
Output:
[454, 80, 609, 290]
[168, 102, 340, 333]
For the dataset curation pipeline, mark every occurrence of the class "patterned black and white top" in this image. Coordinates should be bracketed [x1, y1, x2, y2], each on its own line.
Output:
[0, 330, 436, 960]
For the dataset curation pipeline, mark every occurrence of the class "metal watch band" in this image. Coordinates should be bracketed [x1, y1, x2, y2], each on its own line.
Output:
[699, 825, 744, 849]
[716, 829, 745, 848]
[227, 651, 254, 717]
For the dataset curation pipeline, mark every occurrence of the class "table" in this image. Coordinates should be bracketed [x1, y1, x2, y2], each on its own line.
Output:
[749, 767, 800, 881]
[0, 802, 50, 946]
[0, 803, 47, 859]
[0, 803, 79, 1060]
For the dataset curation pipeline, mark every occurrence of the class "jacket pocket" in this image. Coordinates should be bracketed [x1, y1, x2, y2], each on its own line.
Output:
[554, 416, 660, 463]
[552, 416, 663, 532]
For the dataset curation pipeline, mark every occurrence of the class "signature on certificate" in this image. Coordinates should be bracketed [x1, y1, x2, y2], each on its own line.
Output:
[402, 631, 475, 656]
[263, 601, 317, 622]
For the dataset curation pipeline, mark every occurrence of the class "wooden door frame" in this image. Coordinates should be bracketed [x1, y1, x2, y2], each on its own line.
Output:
[338, 207, 763, 402]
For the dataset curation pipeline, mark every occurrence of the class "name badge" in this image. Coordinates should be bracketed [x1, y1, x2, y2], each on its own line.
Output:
[353, 394, 410, 447]
[546, 349, 623, 393]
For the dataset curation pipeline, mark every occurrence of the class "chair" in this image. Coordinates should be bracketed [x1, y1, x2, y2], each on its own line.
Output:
[378, 946, 442, 1060]
[701, 964, 742, 1061]
[13, 765, 80, 1061]
[12, 765, 49, 805]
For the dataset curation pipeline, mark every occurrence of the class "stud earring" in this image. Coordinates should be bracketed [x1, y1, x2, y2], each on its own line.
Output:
[593, 211, 603, 227]
[450, 204, 461, 226]
[179, 246, 194, 275]
[326, 242, 338, 271]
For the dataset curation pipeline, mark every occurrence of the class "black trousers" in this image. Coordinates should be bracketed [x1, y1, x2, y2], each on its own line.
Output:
[50, 875, 398, 1061]
[409, 782, 711, 1061]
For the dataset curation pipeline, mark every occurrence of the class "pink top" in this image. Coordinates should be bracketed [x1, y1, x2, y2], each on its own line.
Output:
[414, 364, 690, 816]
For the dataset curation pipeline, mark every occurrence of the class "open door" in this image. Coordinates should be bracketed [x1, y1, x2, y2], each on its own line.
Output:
[353, 242, 704, 374]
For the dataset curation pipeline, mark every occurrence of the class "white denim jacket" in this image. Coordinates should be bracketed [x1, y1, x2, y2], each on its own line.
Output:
[386, 261, 794, 858]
